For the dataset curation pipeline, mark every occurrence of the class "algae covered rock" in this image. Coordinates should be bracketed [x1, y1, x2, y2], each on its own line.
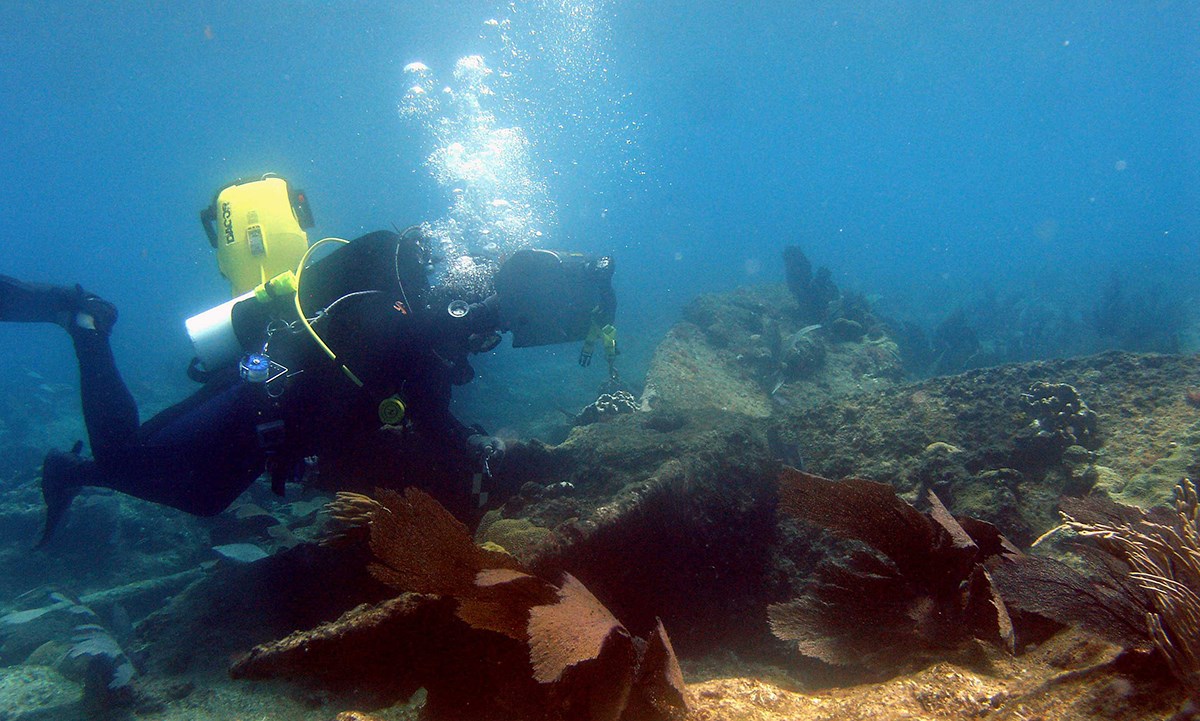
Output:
[1117, 433, 1200, 509]
[0, 664, 81, 720]
[771, 352, 1200, 542]
[642, 284, 904, 418]
[641, 321, 773, 418]
[474, 516, 557, 563]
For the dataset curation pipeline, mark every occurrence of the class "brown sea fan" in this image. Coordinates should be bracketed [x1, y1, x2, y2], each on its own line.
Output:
[240, 487, 691, 720]
[769, 467, 1017, 671]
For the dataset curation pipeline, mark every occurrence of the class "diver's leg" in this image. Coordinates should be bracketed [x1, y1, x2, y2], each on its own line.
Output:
[0, 275, 83, 325]
[68, 322, 139, 453]
[0, 275, 136, 450]
[94, 377, 267, 515]
[10, 277, 144, 546]
[0, 276, 116, 331]
[38, 376, 267, 545]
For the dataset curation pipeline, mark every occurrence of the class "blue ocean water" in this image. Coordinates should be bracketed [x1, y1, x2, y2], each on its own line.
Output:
[0, 1, 1196, 434]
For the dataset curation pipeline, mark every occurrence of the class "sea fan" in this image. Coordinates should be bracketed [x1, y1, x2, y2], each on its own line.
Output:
[1061, 479, 1200, 701]
[769, 467, 1017, 671]
[68, 622, 136, 703]
[235, 487, 690, 721]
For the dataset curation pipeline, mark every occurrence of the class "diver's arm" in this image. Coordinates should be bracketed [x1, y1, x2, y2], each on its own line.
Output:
[466, 294, 500, 334]
[403, 374, 475, 447]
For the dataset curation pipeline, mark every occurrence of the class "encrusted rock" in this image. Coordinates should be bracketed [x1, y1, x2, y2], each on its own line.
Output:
[575, 390, 639, 426]
[1021, 381, 1100, 452]
[0, 664, 82, 720]
[781, 325, 826, 379]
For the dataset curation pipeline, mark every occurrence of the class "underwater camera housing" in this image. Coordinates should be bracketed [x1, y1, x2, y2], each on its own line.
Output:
[199, 174, 315, 298]
[494, 249, 616, 348]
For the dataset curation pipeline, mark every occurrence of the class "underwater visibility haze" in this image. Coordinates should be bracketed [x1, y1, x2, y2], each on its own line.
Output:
[0, 1, 1198, 719]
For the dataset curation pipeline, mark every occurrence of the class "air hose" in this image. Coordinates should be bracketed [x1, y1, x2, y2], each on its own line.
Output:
[292, 237, 365, 387]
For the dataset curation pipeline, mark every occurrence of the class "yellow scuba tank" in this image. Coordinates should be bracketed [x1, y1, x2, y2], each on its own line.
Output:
[189, 174, 316, 372]
[199, 174, 315, 297]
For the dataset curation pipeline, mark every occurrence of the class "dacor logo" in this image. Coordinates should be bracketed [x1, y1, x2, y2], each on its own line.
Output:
[221, 201, 234, 245]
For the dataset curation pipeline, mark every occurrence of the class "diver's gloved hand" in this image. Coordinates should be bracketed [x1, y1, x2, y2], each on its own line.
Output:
[467, 434, 506, 463]
[468, 434, 506, 479]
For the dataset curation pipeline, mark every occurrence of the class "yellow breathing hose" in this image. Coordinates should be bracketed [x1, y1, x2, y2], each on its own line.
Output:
[292, 237, 365, 387]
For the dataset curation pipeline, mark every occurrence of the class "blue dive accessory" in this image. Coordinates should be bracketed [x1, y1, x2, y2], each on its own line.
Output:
[239, 351, 288, 394]
[239, 353, 271, 383]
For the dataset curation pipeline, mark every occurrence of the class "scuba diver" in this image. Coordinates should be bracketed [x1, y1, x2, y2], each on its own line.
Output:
[0, 174, 619, 546]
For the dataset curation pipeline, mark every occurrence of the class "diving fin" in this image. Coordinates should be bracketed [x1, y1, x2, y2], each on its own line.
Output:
[0, 276, 117, 334]
[35, 441, 93, 549]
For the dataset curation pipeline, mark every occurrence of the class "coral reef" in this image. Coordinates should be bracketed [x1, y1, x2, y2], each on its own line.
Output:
[768, 468, 1017, 672]
[2, 269, 1199, 720]
[930, 307, 982, 376]
[1088, 270, 1188, 354]
[1018, 381, 1100, 456]
[896, 269, 1192, 380]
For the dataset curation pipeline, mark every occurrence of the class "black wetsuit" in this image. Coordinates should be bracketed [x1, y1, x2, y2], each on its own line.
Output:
[43, 230, 495, 517]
